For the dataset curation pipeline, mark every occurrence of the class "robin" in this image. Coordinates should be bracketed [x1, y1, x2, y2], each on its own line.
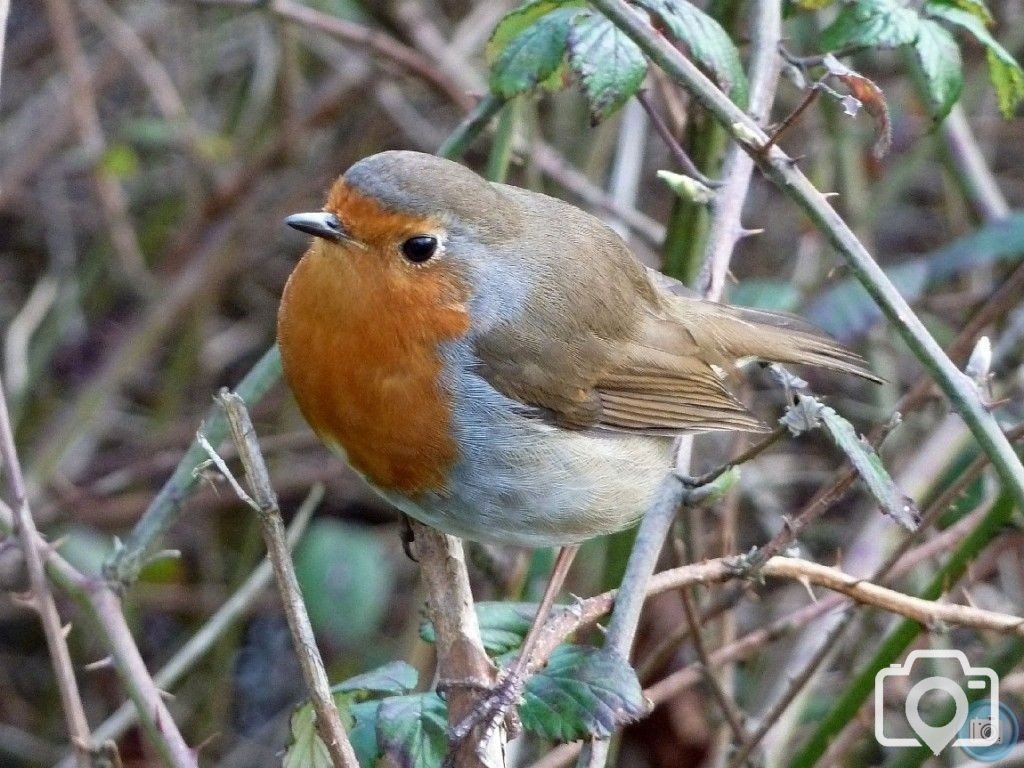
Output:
[278, 150, 877, 549]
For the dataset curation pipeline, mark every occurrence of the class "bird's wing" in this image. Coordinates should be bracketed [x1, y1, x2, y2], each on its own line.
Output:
[472, 272, 878, 436]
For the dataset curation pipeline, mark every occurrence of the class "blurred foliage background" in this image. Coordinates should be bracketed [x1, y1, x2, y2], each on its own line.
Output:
[1, 0, 1023, 766]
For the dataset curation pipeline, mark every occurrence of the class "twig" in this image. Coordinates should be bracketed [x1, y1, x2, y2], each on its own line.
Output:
[591, 0, 1024, 515]
[527, 527, 1024, 768]
[0, 516, 196, 766]
[580, 7, 784, 763]
[55, 485, 321, 767]
[204, 391, 358, 768]
[0, 377, 92, 768]
[724, 424, 1024, 768]
[679, 586, 749, 750]
[437, 92, 505, 159]
[636, 89, 712, 185]
[698, 0, 783, 300]
[0, 0, 10, 96]
[41, 0, 151, 290]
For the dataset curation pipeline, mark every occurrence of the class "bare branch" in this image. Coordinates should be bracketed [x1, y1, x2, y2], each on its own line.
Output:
[205, 391, 359, 768]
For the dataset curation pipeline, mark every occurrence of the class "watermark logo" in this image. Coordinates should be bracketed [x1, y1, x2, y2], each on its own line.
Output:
[958, 699, 1020, 762]
[874, 649, 1014, 756]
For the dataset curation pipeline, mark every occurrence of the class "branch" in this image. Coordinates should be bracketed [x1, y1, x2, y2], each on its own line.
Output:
[203, 391, 358, 768]
[0, 511, 196, 766]
[698, 0, 783, 301]
[0, 378, 92, 768]
[590, 0, 1024, 515]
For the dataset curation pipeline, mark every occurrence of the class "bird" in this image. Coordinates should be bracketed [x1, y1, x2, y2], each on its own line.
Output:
[277, 150, 878, 550]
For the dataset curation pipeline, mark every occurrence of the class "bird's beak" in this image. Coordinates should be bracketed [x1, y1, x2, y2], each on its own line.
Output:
[284, 211, 349, 243]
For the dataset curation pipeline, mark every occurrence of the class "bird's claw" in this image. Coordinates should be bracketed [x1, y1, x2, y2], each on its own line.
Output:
[442, 667, 526, 767]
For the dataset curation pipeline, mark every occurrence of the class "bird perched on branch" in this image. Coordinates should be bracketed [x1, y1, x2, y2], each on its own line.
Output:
[277, 150, 878, 549]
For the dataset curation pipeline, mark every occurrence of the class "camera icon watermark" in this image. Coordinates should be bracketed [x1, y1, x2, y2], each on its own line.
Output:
[874, 649, 1018, 759]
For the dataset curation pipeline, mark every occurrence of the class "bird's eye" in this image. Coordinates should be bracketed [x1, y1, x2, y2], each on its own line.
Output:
[401, 235, 438, 263]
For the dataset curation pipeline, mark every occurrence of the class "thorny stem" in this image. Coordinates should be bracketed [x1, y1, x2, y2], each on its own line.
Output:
[0, 379, 93, 768]
[699, 0, 783, 300]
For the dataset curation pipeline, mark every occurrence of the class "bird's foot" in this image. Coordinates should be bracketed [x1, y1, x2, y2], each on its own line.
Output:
[442, 667, 525, 767]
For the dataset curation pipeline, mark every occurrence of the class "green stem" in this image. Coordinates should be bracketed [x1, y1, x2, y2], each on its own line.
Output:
[486, 97, 519, 182]
[438, 93, 506, 160]
[590, 0, 1024, 514]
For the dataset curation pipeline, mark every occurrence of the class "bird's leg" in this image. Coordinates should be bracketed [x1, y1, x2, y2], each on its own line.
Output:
[447, 545, 579, 752]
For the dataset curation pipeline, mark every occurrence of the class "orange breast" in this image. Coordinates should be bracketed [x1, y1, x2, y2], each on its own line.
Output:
[277, 238, 470, 496]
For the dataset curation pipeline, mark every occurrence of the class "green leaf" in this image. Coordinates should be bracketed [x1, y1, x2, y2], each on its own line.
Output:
[284, 697, 355, 768]
[820, 0, 921, 50]
[487, 0, 584, 62]
[376, 693, 449, 768]
[925, 3, 1024, 116]
[294, 519, 393, 644]
[913, 19, 964, 120]
[489, 7, 583, 97]
[567, 12, 648, 122]
[631, 0, 748, 104]
[284, 704, 335, 768]
[349, 700, 384, 768]
[99, 144, 140, 178]
[519, 645, 650, 742]
[986, 48, 1024, 117]
[814, 406, 921, 531]
[332, 661, 418, 698]
[421, 602, 537, 657]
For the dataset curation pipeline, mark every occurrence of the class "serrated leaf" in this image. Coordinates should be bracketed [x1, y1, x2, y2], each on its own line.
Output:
[925, 3, 1024, 116]
[815, 405, 921, 531]
[489, 7, 582, 97]
[519, 645, 649, 742]
[284, 697, 355, 768]
[913, 19, 964, 120]
[420, 602, 537, 657]
[567, 12, 647, 122]
[332, 661, 418, 698]
[632, 0, 748, 104]
[487, 0, 585, 62]
[820, 0, 921, 50]
[376, 693, 448, 768]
